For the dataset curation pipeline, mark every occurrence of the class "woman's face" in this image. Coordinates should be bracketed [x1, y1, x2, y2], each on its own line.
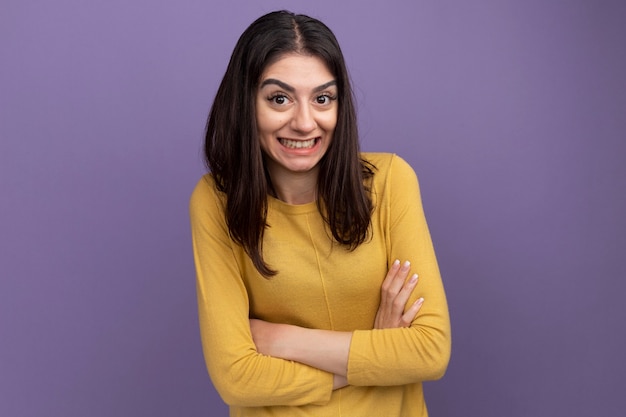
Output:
[256, 53, 338, 179]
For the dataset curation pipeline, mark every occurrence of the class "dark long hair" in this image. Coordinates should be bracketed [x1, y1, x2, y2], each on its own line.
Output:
[204, 10, 374, 277]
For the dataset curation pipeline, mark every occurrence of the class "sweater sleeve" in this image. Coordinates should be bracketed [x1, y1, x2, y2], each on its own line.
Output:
[347, 155, 451, 386]
[190, 176, 334, 406]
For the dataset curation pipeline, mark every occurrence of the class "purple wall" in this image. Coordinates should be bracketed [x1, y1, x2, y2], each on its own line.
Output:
[1, 1, 625, 415]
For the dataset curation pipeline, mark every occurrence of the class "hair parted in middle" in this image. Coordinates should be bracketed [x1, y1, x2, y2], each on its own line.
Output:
[204, 10, 375, 277]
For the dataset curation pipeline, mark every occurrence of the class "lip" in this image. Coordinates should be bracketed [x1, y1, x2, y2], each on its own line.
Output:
[277, 137, 321, 151]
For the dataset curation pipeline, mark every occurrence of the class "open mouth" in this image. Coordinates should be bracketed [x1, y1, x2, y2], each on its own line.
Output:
[278, 137, 319, 149]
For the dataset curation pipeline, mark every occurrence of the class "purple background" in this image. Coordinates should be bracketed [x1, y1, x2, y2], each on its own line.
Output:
[1, 0, 625, 416]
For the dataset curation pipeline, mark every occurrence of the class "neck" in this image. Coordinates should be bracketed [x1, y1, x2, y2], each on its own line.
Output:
[268, 168, 319, 205]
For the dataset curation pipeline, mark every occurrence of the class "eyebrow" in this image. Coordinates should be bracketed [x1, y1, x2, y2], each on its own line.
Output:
[259, 78, 337, 93]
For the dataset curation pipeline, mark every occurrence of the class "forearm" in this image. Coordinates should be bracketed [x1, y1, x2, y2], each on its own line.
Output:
[284, 327, 352, 376]
[333, 374, 348, 390]
[251, 320, 352, 376]
[249, 259, 423, 380]
[348, 321, 451, 386]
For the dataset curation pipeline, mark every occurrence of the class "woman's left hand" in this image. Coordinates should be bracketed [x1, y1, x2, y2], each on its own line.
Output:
[374, 260, 424, 329]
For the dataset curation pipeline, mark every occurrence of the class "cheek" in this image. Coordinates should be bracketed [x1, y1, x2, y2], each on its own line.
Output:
[256, 109, 287, 134]
[318, 112, 338, 132]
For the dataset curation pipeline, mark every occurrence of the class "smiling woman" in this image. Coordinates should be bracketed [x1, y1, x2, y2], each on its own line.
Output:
[190, 10, 450, 417]
[256, 54, 338, 204]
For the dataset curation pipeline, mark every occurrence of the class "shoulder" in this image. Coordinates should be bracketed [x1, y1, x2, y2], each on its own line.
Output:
[361, 152, 418, 185]
[189, 174, 226, 217]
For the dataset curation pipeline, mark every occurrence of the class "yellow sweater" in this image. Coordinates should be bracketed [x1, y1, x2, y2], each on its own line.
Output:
[190, 153, 451, 417]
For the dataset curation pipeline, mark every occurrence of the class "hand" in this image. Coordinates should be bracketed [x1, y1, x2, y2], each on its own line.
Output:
[374, 260, 424, 329]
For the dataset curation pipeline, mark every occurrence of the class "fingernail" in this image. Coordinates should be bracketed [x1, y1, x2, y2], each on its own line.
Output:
[410, 274, 418, 284]
[403, 260, 411, 269]
[393, 259, 400, 267]
[415, 297, 424, 306]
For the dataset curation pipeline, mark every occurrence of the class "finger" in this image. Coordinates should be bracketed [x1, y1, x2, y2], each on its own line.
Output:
[394, 274, 418, 313]
[388, 262, 413, 315]
[379, 260, 402, 311]
[381, 259, 401, 293]
[386, 260, 411, 298]
[400, 297, 424, 327]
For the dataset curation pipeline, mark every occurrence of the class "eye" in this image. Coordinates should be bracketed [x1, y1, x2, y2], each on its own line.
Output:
[268, 94, 290, 106]
[315, 94, 336, 105]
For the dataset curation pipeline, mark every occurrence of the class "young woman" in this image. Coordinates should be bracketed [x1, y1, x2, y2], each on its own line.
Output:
[190, 10, 451, 416]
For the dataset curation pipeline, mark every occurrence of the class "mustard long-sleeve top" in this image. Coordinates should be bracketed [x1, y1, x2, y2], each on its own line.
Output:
[190, 153, 451, 417]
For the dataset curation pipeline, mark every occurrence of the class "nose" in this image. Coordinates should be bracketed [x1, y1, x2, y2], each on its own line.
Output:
[290, 103, 316, 133]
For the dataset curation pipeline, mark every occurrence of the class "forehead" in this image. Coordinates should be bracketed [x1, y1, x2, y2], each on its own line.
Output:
[260, 53, 335, 86]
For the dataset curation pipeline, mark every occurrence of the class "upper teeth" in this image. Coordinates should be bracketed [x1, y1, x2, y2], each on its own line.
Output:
[280, 138, 316, 149]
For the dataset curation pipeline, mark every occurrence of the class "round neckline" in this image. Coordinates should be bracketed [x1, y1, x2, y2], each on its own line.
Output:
[267, 195, 319, 215]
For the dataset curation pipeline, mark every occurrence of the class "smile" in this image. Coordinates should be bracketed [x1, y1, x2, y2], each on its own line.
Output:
[278, 138, 318, 149]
